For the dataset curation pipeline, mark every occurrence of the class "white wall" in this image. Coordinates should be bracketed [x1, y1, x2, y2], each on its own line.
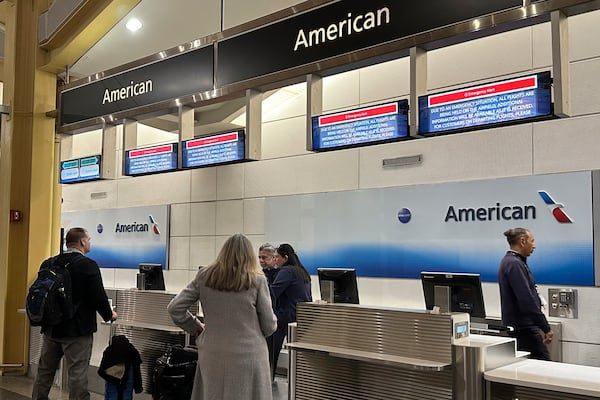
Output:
[62, 9, 600, 366]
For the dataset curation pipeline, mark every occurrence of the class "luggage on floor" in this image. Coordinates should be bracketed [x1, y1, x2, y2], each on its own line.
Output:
[152, 345, 197, 400]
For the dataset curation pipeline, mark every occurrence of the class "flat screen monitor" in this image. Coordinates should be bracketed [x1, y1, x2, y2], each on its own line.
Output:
[317, 268, 359, 304]
[181, 130, 246, 168]
[139, 263, 166, 291]
[60, 155, 102, 184]
[124, 143, 178, 176]
[418, 71, 553, 135]
[311, 100, 409, 151]
[420, 271, 486, 319]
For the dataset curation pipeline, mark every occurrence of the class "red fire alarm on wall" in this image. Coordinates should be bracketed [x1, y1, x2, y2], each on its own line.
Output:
[9, 209, 22, 222]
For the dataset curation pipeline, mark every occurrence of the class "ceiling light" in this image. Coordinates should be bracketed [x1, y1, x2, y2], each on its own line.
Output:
[125, 18, 142, 32]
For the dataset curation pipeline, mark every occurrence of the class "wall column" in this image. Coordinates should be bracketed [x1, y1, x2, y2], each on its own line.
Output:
[0, 0, 59, 373]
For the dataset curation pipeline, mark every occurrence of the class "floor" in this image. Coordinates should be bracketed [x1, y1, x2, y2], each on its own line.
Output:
[0, 374, 289, 400]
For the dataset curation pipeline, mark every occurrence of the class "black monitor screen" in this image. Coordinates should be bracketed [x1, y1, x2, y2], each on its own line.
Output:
[139, 263, 166, 291]
[317, 268, 359, 304]
[420, 271, 486, 319]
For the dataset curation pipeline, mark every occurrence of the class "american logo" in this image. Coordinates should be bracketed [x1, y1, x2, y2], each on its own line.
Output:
[538, 191, 573, 223]
[149, 215, 160, 234]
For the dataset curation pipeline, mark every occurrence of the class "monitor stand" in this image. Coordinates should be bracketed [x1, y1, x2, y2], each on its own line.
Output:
[321, 281, 335, 303]
[433, 285, 450, 313]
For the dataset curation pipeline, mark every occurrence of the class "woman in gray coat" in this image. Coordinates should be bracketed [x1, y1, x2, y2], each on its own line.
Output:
[167, 233, 278, 400]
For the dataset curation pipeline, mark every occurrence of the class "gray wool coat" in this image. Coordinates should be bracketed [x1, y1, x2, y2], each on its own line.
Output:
[167, 271, 277, 400]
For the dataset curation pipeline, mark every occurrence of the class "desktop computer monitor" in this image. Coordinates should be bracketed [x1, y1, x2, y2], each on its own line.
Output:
[317, 268, 359, 304]
[138, 263, 166, 291]
[420, 271, 486, 319]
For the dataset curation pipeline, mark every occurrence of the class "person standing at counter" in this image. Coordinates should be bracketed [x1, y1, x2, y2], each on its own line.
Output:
[167, 233, 277, 400]
[498, 227, 554, 361]
[270, 243, 312, 381]
[32, 227, 117, 400]
[259, 243, 279, 286]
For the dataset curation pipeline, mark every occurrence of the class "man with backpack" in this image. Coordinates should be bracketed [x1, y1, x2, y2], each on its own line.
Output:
[31, 227, 117, 400]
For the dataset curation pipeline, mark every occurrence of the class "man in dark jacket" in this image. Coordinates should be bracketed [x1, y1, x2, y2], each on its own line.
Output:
[498, 227, 553, 360]
[32, 227, 117, 400]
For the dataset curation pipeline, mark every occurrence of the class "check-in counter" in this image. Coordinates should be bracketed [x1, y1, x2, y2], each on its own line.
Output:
[485, 359, 600, 400]
[29, 289, 197, 396]
[106, 289, 198, 393]
[286, 303, 522, 400]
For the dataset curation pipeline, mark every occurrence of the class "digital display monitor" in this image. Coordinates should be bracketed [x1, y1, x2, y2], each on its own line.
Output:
[418, 71, 553, 135]
[124, 143, 178, 176]
[139, 263, 165, 291]
[311, 100, 409, 151]
[60, 155, 102, 184]
[181, 130, 246, 168]
[421, 271, 486, 319]
[317, 268, 359, 304]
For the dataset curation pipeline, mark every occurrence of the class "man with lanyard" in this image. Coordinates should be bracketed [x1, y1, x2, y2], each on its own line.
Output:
[498, 227, 554, 360]
[32, 227, 117, 400]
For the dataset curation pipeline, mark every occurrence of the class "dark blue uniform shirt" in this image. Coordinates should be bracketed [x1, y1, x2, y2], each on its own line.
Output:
[498, 251, 550, 333]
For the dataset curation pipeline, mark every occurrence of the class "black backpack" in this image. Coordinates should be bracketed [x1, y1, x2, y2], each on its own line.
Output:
[26, 254, 80, 327]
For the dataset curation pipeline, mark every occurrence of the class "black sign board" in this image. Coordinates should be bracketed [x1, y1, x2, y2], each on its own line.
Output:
[61, 46, 213, 125]
[418, 71, 553, 135]
[217, 0, 522, 86]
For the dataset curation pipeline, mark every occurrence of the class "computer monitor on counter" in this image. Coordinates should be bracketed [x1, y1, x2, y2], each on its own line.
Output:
[138, 263, 165, 291]
[421, 271, 486, 319]
[317, 268, 359, 304]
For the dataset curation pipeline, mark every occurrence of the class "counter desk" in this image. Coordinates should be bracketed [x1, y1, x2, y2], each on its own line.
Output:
[485, 359, 600, 400]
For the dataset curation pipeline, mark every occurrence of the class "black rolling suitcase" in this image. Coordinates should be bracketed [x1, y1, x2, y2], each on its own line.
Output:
[152, 345, 198, 400]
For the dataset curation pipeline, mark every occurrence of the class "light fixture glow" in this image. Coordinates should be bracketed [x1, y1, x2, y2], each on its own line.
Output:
[126, 18, 142, 32]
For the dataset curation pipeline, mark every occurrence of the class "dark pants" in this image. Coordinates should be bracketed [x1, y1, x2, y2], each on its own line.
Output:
[512, 328, 551, 361]
[270, 324, 287, 381]
[32, 333, 94, 400]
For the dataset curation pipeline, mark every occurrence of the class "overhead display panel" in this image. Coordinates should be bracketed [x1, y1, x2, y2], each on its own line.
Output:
[418, 71, 553, 135]
[311, 100, 409, 151]
[181, 130, 246, 168]
[60, 155, 102, 184]
[124, 143, 178, 176]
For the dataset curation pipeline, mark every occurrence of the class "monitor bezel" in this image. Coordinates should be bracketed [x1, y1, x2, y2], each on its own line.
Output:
[420, 271, 486, 319]
[317, 267, 360, 304]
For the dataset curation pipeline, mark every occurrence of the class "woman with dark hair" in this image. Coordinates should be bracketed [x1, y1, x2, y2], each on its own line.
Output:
[269, 243, 312, 381]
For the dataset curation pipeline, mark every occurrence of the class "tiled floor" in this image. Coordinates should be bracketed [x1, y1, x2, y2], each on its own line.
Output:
[0, 374, 289, 400]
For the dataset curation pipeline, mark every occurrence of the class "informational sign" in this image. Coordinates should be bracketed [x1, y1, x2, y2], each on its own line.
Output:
[60, 46, 214, 126]
[124, 143, 178, 176]
[217, 0, 522, 86]
[311, 100, 409, 151]
[419, 72, 553, 135]
[181, 130, 246, 168]
[266, 171, 594, 286]
[60, 155, 102, 184]
[62, 205, 169, 269]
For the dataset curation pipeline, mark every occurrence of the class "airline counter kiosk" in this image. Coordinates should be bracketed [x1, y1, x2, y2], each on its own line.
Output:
[29, 289, 196, 395]
[286, 303, 600, 400]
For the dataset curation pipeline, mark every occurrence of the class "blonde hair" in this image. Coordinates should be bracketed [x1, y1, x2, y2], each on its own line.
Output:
[201, 233, 263, 291]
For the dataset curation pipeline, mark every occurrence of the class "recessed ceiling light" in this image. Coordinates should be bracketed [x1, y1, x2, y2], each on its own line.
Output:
[125, 18, 142, 32]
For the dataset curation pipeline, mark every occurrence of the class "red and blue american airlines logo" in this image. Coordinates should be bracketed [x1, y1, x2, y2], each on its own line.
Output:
[149, 215, 161, 234]
[538, 191, 573, 223]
